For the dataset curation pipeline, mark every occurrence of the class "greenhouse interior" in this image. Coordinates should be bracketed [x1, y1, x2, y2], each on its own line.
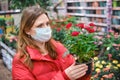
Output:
[0, 0, 120, 80]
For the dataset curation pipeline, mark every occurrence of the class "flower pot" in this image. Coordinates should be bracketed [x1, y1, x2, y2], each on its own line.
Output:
[76, 59, 93, 74]
[86, 59, 93, 75]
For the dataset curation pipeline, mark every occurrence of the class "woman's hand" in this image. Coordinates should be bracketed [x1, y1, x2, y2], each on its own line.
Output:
[65, 63, 88, 80]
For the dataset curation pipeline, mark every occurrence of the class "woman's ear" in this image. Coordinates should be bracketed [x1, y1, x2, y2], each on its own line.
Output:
[25, 30, 30, 35]
[26, 32, 30, 35]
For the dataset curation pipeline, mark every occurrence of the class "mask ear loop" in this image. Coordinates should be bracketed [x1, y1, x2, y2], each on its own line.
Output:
[26, 32, 31, 38]
[27, 34, 31, 38]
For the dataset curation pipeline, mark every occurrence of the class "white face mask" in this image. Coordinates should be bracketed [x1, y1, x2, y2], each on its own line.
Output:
[31, 26, 52, 42]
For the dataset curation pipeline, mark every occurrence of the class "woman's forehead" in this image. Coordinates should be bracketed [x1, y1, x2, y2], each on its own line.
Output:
[34, 14, 49, 25]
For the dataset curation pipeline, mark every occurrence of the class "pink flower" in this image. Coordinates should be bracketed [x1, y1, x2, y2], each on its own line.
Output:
[106, 34, 111, 38]
[103, 67, 110, 72]
[108, 54, 112, 60]
[108, 73, 114, 78]
[71, 31, 80, 36]
[10, 39, 13, 42]
[66, 23, 72, 29]
[108, 29, 114, 33]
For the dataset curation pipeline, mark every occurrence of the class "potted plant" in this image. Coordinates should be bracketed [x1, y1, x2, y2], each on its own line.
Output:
[61, 22, 99, 78]
[63, 23, 98, 62]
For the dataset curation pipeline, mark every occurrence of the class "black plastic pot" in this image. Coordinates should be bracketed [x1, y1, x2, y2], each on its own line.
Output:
[76, 59, 93, 75]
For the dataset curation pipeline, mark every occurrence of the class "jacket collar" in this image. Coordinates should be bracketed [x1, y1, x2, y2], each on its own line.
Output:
[26, 46, 52, 61]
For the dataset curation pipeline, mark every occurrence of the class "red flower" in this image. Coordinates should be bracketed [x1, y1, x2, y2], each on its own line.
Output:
[66, 23, 72, 29]
[84, 26, 91, 31]
[84, 26, 95, 33]
[76, 23, 84, 28]
[89, 22, 95, 27]
[88, 29, 95, 33]
[56, 28, 61, 32]
[71, 31, 80, 36]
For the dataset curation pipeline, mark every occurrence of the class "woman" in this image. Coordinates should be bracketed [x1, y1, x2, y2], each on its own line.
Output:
[12, 6, 89, 80]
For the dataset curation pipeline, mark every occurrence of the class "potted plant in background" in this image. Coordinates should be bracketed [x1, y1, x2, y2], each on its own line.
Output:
[52, 16, 77, 43]
[9, 0, 52, 10]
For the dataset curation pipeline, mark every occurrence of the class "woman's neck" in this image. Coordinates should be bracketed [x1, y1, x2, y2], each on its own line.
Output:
[35, 41, 48, 55]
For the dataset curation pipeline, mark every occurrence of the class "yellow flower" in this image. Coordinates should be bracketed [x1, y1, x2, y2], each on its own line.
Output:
[117, 64, 120, 67]
[99, 65, 103, 68]
[101, 61, 106, 64]
[95, 63, 100, 67]
[112, 60, 118, 64]
[113, 66, 118, 70]
[96, 61, 100, 64]
[94, 57, 98, 61]
[106, 65, 111, 68]
[95, 68, 100, 73]
[91, 77, 94, 80]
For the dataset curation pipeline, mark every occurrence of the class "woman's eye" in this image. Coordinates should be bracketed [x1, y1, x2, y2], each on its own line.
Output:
[37, 24, 43, 28]
[47, 22, 50, 26]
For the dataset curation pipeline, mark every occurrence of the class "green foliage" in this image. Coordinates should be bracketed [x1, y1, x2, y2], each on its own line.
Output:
[63, 26, 98, 63]
[10, 0, 52, 10]
[101, 33, 120, 62]
[52, 28, 66, 43]
[1, 33, 17, 49]
[0, 17, 6, 27]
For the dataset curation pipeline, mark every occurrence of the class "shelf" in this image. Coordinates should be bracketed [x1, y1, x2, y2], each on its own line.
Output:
[112, 25, 120, 29]
[85, 14, 106, 18]
[112, 16, 120, 19]
[85, 0, 106, 2]
[67, 13, 85, 16]
[79, 21, 107, 26]
[67, 7, 84, 9]
[67, 13, 106, 18]
[0, 41, 15, 57]
[0, 9, 21, 15]
[67, 7, 107, 10]
[66, 0, 84, 3]
[94, 22, 107, 26]
[66, 0, 107, 2]
[84, 7, 106, 10]
[113, 7, 120, 10]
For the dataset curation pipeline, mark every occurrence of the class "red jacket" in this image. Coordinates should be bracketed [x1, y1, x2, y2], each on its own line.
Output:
[12, 40, 91, 80]
[12, 41, 75, 80]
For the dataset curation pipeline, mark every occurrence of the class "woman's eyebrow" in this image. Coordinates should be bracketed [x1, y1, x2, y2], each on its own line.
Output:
[36, 23, 42, 27]
[36, 21, 50, 27]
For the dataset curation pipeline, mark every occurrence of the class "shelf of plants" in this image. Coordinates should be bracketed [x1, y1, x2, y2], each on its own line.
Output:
[0, 14, 18, 71]
[65, 0, 120, 32]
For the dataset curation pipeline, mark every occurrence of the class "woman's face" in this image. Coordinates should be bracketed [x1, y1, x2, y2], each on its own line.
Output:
[28, 14, 50, 35]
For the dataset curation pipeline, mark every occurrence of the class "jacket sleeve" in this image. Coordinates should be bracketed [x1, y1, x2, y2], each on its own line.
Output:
[50, 71, 70, 80]
[12, 56, 36, 80]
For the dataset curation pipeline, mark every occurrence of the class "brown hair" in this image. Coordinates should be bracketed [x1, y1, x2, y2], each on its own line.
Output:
[17, 6, 57, 68]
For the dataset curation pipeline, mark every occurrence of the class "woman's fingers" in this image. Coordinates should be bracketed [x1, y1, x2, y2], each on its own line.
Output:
[72, 70, 86, 79]
[70, 64, 88, 74]
[65, 64, 88, 80]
